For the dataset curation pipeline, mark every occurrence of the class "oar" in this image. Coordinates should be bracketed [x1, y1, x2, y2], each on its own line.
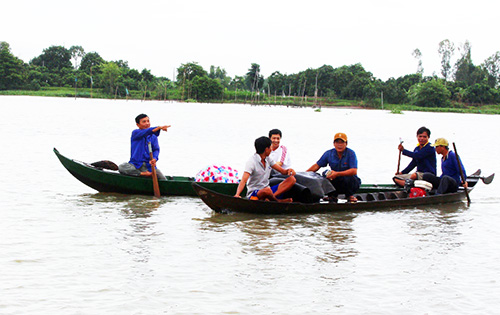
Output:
[452, 142, 470, 205]
[148, 142, 161, 198]
[480, 173, 495, 185]
[397, 138, 403, 173]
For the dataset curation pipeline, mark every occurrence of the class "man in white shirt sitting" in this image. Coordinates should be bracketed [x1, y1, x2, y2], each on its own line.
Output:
[269, 129, 291, 169]
[234, 136, 296, 201]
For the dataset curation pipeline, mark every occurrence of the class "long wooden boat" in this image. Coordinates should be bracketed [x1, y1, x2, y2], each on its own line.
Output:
[54, 148, 240, 196]
[54, 148, 402, 197]
[193, 172, 489, 214]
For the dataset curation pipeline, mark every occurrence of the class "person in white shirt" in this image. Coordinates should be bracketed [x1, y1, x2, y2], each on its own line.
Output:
[234, 136, 296, 201]
[269, 129, 292, 169]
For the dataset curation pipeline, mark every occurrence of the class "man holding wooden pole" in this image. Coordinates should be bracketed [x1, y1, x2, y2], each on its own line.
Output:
[422, 138, 468, 195]
[119, 114, 171, 181]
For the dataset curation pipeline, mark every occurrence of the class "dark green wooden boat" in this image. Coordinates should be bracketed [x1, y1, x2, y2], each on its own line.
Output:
[54, 148, 407, 197]
[192, 174, 485, 214]
[54, 148, 241, 196]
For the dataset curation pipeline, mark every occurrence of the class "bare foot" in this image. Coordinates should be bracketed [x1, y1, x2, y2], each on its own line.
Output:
[278, 198, 293, 203]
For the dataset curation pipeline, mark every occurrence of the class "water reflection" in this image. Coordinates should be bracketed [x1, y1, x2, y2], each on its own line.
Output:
[70, 193, 169, 264]
[74, 192, 165, 218]
[402, 202, 469, 253]
[200, 212, 358, 263]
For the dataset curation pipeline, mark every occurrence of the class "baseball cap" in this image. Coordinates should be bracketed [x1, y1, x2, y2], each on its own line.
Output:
[334, 132, 348, 142]
[431, 138, 449, 147]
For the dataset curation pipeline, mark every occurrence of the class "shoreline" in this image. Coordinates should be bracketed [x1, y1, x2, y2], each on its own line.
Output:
[1, 91, 499, 115]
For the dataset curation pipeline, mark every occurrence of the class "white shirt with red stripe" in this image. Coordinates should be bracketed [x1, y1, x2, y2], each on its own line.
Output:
[269, 145, 291, 169]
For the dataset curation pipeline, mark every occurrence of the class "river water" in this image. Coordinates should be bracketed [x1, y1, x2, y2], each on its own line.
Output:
[0, 96, 499, 314]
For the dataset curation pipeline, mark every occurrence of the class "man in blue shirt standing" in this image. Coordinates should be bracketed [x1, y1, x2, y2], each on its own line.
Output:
[422, 138, 467, 194]
[118, 114, 170, 179]
[393, 126, 436, 187]
[306, 132, 361, 203]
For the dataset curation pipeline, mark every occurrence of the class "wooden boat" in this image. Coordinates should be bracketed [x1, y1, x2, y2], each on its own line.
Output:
[54, 148, 240, 196]
[54, 148, 402, 197]
[193, 171, 492, 214]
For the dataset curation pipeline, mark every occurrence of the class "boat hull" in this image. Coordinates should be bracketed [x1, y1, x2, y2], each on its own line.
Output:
[54, 148, 240, 196]
[53, 148, 409, 197]
[192, 183, 471, 215]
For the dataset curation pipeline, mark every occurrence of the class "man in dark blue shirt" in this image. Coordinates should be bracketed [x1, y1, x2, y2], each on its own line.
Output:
[393, 126, 436, 187]
[118, 114, 170, 179]
[423, 138, 467, 194]
[306, 132, 361, 203]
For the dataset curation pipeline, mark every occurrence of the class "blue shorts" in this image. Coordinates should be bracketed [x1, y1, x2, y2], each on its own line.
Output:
[249, 184, 283, 199]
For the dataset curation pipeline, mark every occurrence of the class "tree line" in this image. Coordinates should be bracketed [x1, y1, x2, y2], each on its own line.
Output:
[1, 40, 499, 107]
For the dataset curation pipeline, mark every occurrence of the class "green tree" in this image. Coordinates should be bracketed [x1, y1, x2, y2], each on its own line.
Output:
[482, 51, 500, 88]
[30, 45, 73, 86]
[176, 62, 207, 83]
[463, 83, 499, 104]
[453, 41, 487, 86]
[245, 63, 264, 92]
[69, 45, 85, 70]
[316, 65, 336, 97]
[412, 48, 424, 75]
[191, 75, 223, 101]
[80, 52, 105, 88]
[113, 60, 130, 69]
[229, 75, 245, 90]
[123, 68, 141, 90]
[409, 79, 451, 107]
[330, 64, 369, 97]
[209, 65, 231, 88]
[126, 68, 141, 81]
[0, 42, 26, 90]
[267, 71, 285, 95]
[382, 73, 422, 104]
[141, 68, 155, 82]
[80, 52, 105, 75]
[455, 62, 487, 87]
[438, 39, 455, 82]
[99, 62, 123, 94]
[330, 64, 375, 100]
[30, 45, 72, 72]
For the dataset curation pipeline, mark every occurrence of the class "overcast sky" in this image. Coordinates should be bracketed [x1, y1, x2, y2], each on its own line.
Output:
[3, 0, 499, 81]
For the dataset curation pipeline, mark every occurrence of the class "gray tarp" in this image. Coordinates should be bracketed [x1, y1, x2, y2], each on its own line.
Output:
[270, 171, 335, 202]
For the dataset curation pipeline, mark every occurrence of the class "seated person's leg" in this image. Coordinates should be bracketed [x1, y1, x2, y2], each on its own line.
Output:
[272, 176, 296, 198]
[330, 176, 360, 199]
[437, 175, 458, 194]
[422, 172, 441, 190]
[155, 168, 167, 180]
[344, 176, 361, 199]
[393, 173, 412, 187]
[118, 162, 141, 176]
[257, 187, 275, 201]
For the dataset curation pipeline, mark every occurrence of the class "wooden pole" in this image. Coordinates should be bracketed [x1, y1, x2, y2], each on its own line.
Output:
[90, 66, 93, 98]
[148, 142, 161, 198]
[397, 138, 403, 173]
[452, 142, 470, 205]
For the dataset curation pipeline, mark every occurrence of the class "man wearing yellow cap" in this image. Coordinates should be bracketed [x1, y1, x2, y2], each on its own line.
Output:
[306, 132, 361, 203]
[422, 138, 467, 194]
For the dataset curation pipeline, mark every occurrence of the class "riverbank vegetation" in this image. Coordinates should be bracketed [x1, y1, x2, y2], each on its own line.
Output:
[1, 40, 499, 114]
